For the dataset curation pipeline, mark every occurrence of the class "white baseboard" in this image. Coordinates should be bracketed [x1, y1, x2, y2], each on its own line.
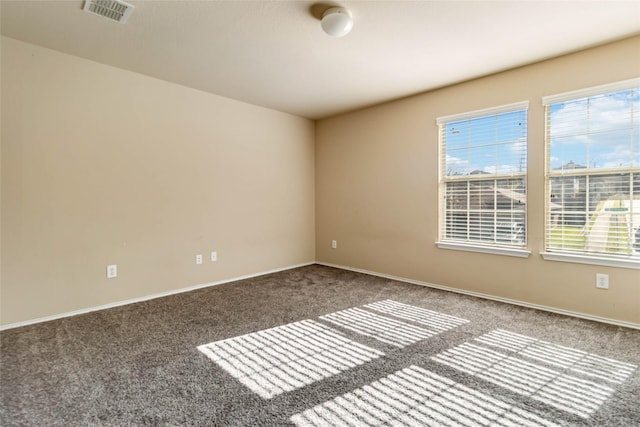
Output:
[317, 262, 640, 331]
[0, 262, 315, 331]
[4, 260, 637, 332]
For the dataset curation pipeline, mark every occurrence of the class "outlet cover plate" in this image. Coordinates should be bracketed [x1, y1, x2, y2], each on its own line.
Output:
[596, 273, 609, 289]
[107, 264, 117, 279]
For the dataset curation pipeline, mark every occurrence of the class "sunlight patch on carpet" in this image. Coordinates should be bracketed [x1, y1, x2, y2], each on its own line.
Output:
[476, 329, 637, 384]
[290, 365, 559, 427]
[432, 329, 637, 419]
[198, 319, 384, 399]
[364, 299, 470, 332]
[320, 300, 469, 348]
[320, 308, 435, 348]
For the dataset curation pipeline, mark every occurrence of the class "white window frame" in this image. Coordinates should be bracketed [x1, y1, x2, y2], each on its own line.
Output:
[436, 101, 531, 258]
[541, 78, 640, 270]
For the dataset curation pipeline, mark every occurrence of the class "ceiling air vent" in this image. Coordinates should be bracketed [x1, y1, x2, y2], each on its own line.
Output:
[83, 0, 134, 24]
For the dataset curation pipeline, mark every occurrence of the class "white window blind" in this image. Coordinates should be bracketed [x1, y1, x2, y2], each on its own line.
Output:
[544, 80, 640, 262]
[438, 102, 528, 248]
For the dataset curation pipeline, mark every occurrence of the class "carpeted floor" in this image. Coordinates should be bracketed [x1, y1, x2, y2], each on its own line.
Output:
[1, 264, 638, 426]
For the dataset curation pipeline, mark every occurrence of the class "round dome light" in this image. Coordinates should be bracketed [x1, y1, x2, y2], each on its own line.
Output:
[321, 7, 353, 38]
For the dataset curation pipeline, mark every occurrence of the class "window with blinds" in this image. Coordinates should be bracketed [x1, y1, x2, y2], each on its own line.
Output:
[438, 102, 528, 249]
[543, 79, 640, 263]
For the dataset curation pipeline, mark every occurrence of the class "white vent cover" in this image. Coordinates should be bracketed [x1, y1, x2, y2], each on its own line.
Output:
[83, 0, 134, 24]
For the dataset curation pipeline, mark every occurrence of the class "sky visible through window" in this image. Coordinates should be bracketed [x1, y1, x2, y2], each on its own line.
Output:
[445, 109, 527, 177]
[444, 88, 638, 176]
[549, 88, 639, 170]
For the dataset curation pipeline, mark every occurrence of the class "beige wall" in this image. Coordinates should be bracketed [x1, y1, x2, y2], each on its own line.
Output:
[316, 36, 640, 325]
[2, 35, 639, 328]
[1, 37, 315, 326]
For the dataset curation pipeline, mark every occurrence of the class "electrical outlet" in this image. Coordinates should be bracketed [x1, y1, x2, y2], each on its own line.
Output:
[196, 254, 203, 265]
[596, 273, 609, 289]
[332, 240, 337, 249]
[211, 251, 217, 262]
[106, 264, 117, 279]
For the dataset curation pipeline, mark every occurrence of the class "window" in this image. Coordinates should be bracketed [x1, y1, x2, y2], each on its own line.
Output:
[543, 79, 640, 269]
[437, 102, 529, 256]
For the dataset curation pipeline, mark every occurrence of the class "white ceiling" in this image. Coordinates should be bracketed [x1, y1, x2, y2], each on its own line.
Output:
[1, 1, 639, 119]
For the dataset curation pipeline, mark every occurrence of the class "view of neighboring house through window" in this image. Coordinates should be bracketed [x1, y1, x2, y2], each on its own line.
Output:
[438, 102, 528, 249]
[544, 80, 640, 262]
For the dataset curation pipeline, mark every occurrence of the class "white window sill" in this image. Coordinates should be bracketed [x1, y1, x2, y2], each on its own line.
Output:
[436, 241, 531, 258]
[540, 252, 640, 270]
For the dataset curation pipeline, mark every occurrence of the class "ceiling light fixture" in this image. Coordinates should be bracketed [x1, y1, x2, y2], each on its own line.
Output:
[321, 6, 353, 37]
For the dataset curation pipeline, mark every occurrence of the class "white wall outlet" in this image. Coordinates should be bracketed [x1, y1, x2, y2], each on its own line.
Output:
[106, 264, 117, 279]
[196, 254, 203, 265]
[211, 251, 217, 262]
[596, 273, 609, 289]
[332, 240, 337, 249]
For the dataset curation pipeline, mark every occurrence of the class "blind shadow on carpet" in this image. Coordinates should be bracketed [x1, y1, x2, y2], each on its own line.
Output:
[196, 296, 636, 426]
